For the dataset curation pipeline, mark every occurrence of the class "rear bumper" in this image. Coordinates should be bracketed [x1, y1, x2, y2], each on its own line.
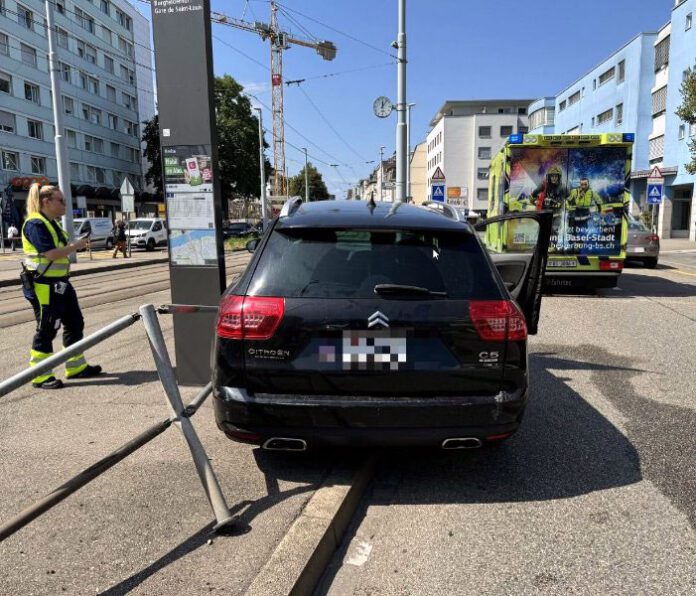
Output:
[213, 386, 527, 447]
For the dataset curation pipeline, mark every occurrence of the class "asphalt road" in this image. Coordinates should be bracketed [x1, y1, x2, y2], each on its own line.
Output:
[321, 261, 696, 595]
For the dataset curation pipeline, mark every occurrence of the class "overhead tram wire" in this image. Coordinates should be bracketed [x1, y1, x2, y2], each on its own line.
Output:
[294, 85, 369, 163]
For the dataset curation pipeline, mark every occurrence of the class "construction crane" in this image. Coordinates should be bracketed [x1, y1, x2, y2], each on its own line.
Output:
[212, 2, 337, 197]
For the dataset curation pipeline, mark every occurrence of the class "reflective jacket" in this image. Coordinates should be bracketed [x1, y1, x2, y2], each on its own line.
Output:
[568, 189, 603, 209]
[22, 212, 70, 278]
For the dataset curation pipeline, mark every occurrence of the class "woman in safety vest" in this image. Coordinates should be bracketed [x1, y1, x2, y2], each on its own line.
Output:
[21, 183, 102, 389]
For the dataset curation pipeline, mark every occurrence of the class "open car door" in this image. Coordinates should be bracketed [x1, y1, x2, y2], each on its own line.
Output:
[475, 211, 553, 334]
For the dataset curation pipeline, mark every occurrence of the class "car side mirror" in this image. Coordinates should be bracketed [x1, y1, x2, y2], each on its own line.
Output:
[246, 238, 259, 253]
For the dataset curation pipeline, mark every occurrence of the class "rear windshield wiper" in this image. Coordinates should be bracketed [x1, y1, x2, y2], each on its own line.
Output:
[374, 284, 448, 298]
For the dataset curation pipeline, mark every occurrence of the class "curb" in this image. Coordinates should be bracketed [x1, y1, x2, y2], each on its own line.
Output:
[0, 257, 168, 288]
[245, 457, 376, 596]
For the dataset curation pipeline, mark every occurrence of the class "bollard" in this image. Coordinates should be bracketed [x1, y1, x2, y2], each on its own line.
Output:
[139, 304, 235, 531]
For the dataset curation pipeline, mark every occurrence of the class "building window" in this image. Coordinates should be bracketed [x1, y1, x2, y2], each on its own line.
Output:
[478, 146, 491, 160]
[118, 36, 133, 58]
[110, 142, 120, 157]
[0, 33, 7, 55]
[478, 126, 491, 138]
[70, 162, 80, 179]
[618, 60, 626, 83]
[0, 110, 16, 134]
[559, 100, 566, 112]
[106, 85, 116, 102]
[82, 104, 102, 125]
[125, 120, 137, 136]
[95, 167, 105, 184]
[62, 95, 73, 114]
[75, 7, 95, 34]
[518, 125, 529, 134]
[27, 119, 43, 140]
[122, 92, 132, 109]
[500, 125, 513, 137]
[84, 135, 93, 151]
[593, 79, 597, 90]
[2, 150, 19, 170]
[598, 66, 615, 86]
[568, 91, 581, 106]
[57, 28, 69, 49]
[104, 56, 114, 74]
[477, 168, 489, 180]
[649, 135, 665, 161]
[60, 62, 71, 83]
[679, 124, 686, 139]
[24, 82, 40, 104]
[518, 107, 527, 115]
[94, 138, 103, 153]
[86, 165, 96, 182]
[18, 4, 33, 30]
[88, 76, 99, 95]
[108, 113, 118, 130]
[0, 71, 11, 94]
[31, 156, 46, 174]
[652, 86, 668, 116]
[101, 0, 110, 15]
[591, 117, 596, 127]
[615, 103, 623, 125]
[476, 188, 488, 201]
[687, 13, 693, 30]
[56, 2, 65, 14]
[85, 44, 97, 64]
[654, 36, 670, 72]
[102, 26, 112, 44]
[66, 129, 77, 148]
[597, 109, 613, 124]
[21, 44, 37, 67]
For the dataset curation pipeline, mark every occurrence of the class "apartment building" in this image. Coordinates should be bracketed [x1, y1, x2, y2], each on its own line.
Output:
[0, 0, 155, 222]
[426, 100, 532, 214]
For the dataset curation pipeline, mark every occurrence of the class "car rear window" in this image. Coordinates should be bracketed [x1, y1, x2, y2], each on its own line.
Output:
[247, 228, 502, 300]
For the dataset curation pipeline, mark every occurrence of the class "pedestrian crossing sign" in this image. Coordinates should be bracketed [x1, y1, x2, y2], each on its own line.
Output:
[431, 184, 445, 202]
[647, 182, 662, 205]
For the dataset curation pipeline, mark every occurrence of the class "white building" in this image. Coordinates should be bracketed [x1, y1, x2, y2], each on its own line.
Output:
[0, 0, 155, 221]
[426, 100, 532, 214]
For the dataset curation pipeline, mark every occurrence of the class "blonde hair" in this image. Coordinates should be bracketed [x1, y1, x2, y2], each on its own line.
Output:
[26, 183, 60, 216]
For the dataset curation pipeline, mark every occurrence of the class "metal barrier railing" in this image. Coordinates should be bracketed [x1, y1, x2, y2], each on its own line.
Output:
[0, 303, 234, 543]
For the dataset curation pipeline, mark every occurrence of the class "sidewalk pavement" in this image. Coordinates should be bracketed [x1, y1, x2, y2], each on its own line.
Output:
[0, 248, 169, 287]
[660, 238, 696, 252]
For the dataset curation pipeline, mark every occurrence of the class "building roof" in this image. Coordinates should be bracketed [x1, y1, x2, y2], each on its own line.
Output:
[429, 99, 535, 127]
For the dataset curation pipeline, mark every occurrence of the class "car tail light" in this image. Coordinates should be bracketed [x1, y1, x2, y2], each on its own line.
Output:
[648, 234, 659, 242]
[216, 295, 285, 340]
[469, 300, 527, 341]
[599, 260, 623, 272]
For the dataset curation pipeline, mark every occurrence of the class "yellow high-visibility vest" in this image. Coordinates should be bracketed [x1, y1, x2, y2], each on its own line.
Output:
[22, 212, 70, 278]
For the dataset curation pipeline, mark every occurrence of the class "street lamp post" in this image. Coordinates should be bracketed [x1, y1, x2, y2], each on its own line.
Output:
[406, 102, 415, 202]
[303, 147, 309, 202]
[395, 0, 407, 203]
[253, 107, 268, 230]
[379, 146, 385, 202]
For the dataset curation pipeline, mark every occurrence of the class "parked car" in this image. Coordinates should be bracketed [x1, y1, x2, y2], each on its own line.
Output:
[212, 199, 552, 451]
[223, 222, 258, 239]
[126, 218, 167, 251]
[626, 216, 660, 268]
[73, 217, 114, 250]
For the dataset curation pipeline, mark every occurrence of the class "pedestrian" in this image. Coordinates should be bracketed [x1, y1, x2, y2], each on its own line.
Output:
[21, 183, 102, 389]
[112, 219, 127, 258]
[7, 223, 19, 251]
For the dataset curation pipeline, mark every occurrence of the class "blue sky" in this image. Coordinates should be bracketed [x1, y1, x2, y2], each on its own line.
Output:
[134, 0, 673, 197]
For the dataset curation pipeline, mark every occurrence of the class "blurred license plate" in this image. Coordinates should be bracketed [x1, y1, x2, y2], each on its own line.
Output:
[633, 247, 645, 253]
[548, 260, 577, 268]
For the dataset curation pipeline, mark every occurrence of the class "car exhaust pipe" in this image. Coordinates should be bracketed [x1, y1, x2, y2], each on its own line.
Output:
[262, 437, 308, 452]
[441, 437, 482, 450]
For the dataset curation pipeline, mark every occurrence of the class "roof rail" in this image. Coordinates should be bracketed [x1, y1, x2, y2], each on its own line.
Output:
[279, 197, 303, 218]
[421, 201, 461, 222]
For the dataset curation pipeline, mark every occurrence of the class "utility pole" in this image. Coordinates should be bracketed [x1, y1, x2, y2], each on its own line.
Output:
[45, 0, 75, 260]
[303, 147, 309, 202]
[394, 0, 407, 203]
[379, 146, 385, 202]
[406, 102, 415, 202]
[253, 108, 268, 230]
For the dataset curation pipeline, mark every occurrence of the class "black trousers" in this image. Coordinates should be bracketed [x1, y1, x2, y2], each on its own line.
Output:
[26, 280, 85, 354]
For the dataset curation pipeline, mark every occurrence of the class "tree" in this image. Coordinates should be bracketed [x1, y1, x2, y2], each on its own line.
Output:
[141, 75, 271, 201]
[288, 162, 330, 200]
[142, 114, 162, 195]
[676, 69, 696, 174]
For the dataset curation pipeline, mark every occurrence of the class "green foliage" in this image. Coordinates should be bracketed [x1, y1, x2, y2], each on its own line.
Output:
[141, 75, 271, 200]
[142, 114, 162, 195]
[288, 162, 330, 200]
[675, 69, 696, 174]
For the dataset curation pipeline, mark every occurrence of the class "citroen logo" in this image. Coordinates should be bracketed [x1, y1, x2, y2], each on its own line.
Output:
[368, 311, 389, 328]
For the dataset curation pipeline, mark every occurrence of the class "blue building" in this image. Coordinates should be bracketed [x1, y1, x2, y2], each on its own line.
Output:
[528, 33, 658, 210]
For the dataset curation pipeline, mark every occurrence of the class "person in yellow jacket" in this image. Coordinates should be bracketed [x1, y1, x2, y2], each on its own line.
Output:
[22, 183, 102, 389]
[567, 178, 603, 228]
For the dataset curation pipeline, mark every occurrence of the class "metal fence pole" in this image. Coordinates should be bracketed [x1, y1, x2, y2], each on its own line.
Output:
[0, 313, 140, 398]
[139, 304, 234, 531]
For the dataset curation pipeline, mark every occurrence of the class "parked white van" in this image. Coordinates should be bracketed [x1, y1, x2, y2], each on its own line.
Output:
[126, 218, 168, 251]
[73, 218, 114, 250]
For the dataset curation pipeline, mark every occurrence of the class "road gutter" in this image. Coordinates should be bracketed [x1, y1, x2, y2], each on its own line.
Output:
[245, 457, 376, 596]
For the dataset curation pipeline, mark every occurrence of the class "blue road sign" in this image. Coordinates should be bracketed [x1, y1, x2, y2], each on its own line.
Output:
[431, 184, 445, 202]
[647, 182, 663, 205]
